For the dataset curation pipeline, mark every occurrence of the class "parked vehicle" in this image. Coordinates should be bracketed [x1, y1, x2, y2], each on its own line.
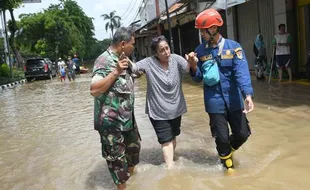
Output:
[24, 58, 57, 82]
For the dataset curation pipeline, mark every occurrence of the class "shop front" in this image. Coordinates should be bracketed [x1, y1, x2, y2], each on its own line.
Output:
[235, 0, 275, 70]
[296, 0, 310, 73]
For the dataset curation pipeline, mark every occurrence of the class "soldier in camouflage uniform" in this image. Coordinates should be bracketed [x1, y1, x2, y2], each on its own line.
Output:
[90, 27, 141, 190]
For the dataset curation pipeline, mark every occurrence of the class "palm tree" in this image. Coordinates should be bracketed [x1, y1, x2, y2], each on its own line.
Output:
[101, 11, 121, 37]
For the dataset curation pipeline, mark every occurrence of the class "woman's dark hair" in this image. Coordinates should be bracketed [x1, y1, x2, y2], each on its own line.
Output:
[278, 23, 285, 29]
[151, 35, 168, 54]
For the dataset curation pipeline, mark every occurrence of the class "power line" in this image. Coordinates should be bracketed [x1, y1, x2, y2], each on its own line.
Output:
[121, 0, 140, 21]
[96, 0, 143, 31]
[159, 0, 165, 7]
[126, 0, 144, 25]
[127, 8, 140, 25]
[120, 0, 137, 18]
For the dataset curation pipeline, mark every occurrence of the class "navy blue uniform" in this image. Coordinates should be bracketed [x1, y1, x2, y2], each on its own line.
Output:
[191, 37, 253, 158]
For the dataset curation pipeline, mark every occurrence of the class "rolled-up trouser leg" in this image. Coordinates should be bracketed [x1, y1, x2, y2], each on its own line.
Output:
[124, 128, 141, 168]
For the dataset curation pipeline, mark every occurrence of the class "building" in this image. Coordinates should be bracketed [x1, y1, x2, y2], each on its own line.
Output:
[134, 0, 223, 59]
[133, 0, 310, 77]
[226, 0, 310, 75]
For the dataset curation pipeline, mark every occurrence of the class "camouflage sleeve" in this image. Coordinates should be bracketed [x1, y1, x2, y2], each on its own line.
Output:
[92, 54, 112, 78]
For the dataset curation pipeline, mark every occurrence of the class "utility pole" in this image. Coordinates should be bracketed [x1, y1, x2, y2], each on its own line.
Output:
[1, 10, 12, 78]
[155, 0, 161, 35]
[0, 11, 8, 64]
[164, 0, 174, 53]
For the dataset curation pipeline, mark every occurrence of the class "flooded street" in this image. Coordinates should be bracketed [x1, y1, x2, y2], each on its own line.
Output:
[1, 74, 310, 190]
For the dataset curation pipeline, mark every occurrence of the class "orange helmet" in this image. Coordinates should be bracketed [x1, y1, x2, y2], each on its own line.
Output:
[195, 9, 223, 29]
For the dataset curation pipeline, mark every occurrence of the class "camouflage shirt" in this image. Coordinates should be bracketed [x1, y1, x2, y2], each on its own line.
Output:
[92, 49, 135, 132]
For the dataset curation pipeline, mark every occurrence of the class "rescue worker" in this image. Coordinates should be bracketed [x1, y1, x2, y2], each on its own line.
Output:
[90, 27, 141, 190]
[186, 9, 254, 171]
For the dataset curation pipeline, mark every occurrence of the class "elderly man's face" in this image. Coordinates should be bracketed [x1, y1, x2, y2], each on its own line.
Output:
[121, 36, 135, 57]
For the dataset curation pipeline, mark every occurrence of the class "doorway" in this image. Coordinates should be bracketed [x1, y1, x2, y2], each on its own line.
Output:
[297, 0, 310, 72]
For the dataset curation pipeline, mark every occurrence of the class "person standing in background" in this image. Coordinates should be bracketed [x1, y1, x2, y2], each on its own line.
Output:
[72, 54, 80, 75]
[272, 24, 293, 82]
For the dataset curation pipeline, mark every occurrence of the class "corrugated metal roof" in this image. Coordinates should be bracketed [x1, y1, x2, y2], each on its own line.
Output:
[134, 2, 188, 36]
[160, 3, 185, 16]
[160, 2, 188, 21]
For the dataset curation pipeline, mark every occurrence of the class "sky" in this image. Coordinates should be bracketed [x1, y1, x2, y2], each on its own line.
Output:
[5, 0, 143, 40]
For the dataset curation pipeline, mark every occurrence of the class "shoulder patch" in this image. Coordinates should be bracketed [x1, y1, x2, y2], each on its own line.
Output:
[234, 47, 243, 59]
[234, 47, 242, 52]
[236, 51, 243, 59]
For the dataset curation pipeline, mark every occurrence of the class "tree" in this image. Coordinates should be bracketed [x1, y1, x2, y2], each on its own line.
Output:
[1, 0, 23, 67]
[101, 11, 121, 37]
[0, 38, 4, 64]
[15, 0, 97, 61]
[61, 0, 95, 59]
[86, 38, 111, 60]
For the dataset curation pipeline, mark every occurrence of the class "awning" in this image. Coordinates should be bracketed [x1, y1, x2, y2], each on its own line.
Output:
[159, 3, 188, 21]
[213, 0, 247, 10]
[134, 19, 158, 38]
[135, 2, 189, 38]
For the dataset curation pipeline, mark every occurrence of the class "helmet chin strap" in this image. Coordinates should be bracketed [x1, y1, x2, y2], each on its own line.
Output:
[206, 28, 219, 46]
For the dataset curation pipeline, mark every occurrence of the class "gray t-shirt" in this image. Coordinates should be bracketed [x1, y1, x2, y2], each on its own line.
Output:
[133, 54, 188, 120]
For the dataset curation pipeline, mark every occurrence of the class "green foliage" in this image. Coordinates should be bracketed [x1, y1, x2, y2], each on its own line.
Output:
[0, 65, 25, 85]
[2, 0, 117, 63]
[0, 38, 4, 64]
[85, 39, 111, 60]
[12, 67, 24, 78]
[0, 64, 10, 77]
[0, 0, 22, 10]
[15, 0, 96, 60]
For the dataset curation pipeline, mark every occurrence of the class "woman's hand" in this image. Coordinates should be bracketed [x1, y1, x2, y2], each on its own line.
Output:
[185, 52, 198, 72]
[185, 52, 198, 64]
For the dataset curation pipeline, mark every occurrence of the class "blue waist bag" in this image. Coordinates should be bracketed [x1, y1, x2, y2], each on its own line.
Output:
[201, 59, 220, 86]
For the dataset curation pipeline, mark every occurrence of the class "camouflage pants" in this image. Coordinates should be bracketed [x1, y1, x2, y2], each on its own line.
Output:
[99, 128, 141, 185]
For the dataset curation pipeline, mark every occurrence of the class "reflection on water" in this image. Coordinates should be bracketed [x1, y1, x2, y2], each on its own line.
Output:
[0, 74, 310, 190]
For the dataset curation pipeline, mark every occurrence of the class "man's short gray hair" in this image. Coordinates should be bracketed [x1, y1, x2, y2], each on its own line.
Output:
[112, 27, 134, 45]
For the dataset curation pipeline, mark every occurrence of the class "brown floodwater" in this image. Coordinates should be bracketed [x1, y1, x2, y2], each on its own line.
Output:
[0, 73, 309, 190]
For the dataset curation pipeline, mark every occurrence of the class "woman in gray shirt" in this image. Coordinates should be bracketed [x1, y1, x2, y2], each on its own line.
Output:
[132, 36, 195, 168]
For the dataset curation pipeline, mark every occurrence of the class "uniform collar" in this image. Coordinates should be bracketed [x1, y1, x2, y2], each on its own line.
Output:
[205, 36, 224, 48]
[107, 48, 119, 62]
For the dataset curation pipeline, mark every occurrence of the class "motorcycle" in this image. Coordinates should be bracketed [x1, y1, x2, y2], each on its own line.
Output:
[255, 56, 267, 80]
